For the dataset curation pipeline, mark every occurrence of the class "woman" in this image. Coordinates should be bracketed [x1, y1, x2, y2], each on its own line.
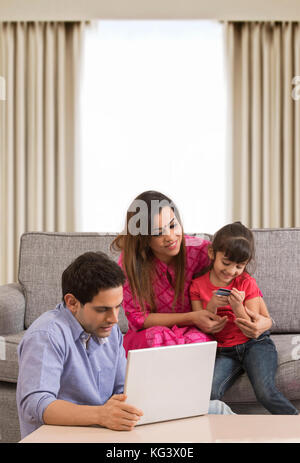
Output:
[112, 190, 272, 354]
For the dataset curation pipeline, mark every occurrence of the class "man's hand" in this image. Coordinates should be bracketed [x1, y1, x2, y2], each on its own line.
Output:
[192, 309, 227, 334]
[43, 396, 143, 431]
[235, 307, 272, 339]
[97, 394, 143, 431]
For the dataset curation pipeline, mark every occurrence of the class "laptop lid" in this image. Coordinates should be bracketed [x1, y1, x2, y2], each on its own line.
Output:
[124, 341, 217, 426]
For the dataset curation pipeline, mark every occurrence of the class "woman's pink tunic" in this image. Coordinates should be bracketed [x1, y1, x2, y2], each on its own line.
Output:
[119, 235, 214, 354]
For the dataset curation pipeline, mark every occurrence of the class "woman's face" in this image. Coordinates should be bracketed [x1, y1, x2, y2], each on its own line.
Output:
[149, 206, 183, 264]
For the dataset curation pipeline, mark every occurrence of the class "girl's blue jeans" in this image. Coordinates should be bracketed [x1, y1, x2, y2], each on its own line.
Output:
[211, 331, 299, 415]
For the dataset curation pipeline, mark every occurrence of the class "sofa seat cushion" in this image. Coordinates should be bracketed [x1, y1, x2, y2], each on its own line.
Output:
[0, 331, 26, 383]
[223, 334, 300, 403]
[4, 331, 300, 407]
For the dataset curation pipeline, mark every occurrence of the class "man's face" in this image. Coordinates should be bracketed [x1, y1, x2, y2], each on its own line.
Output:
[67, 286, 123, 338]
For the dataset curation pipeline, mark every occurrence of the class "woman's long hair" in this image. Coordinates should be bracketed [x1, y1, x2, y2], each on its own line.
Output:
[111, 191, 186, 313]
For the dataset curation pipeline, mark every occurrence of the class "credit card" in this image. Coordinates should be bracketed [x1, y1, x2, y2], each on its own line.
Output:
[216, 288, 231, 296]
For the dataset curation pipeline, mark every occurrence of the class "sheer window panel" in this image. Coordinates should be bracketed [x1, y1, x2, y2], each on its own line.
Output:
[79, 20, 228, 235]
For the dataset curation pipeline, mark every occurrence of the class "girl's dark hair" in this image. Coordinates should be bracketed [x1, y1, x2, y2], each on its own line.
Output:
[62, 251, 125, 305]
[211, 221, 254, 263]
[193, 221, 255, 279]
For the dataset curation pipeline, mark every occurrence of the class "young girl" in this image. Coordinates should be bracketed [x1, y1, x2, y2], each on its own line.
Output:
[190, 221, 299, 415]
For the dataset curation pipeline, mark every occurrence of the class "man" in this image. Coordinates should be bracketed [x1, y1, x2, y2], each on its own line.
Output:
[17, 250, 234, 439]
[17, 251, 143, 439]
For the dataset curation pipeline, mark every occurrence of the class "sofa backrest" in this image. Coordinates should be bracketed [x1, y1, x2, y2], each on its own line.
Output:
[18, 232, 210, 333]
[18, 229, 300, 334]
[251, 228, 300, 333]
[18, 233, 128, 331]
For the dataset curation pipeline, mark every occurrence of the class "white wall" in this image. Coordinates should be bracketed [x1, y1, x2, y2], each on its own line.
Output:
[0, 0, 300, 21]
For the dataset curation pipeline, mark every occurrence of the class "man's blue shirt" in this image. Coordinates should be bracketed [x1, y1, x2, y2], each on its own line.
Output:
[16, 302, 126, 439]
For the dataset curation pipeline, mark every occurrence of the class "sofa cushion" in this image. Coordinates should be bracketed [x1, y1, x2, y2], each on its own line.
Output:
[0, 331, 25, 383]
[0, 283, 25, 335]
[223, 334, 300, 403]
[4, 330, 300, 404]
[18, 232, 129, 331]
[251, 229, 300, 333]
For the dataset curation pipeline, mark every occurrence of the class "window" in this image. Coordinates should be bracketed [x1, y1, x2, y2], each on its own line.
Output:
[79, 20, 228, 235]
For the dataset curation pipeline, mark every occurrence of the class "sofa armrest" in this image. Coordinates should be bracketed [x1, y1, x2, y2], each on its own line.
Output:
[0, 283, 25, 335]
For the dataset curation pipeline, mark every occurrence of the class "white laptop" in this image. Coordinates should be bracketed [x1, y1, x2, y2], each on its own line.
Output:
[124, 341, 217, 426]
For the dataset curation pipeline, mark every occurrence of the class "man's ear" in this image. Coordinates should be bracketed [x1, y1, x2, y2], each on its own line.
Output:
[207, 245, 215, 261]
[64, 293, 80, 314]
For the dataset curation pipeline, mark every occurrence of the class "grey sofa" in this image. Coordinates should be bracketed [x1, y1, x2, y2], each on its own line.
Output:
[0, 229, 300, 443]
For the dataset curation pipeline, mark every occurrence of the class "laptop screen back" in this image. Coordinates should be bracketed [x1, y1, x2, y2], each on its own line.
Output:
[124, 341, 217, 426]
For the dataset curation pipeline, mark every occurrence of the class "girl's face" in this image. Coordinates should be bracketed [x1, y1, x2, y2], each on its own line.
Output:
[149, 207, 183, 264]
[209, 249, 248, 286]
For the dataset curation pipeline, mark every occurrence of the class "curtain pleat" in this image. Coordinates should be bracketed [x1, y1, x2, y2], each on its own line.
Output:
[283, 23, 293, 227]
[16, 23, 26, 243]
[261, 24, 271, 227]
[225, 22, 300, 229]
[0, 22, 85, 285]
[295, 24, 300, 225]
[45, 23, 56, 231]
[240, 24, 250, 224]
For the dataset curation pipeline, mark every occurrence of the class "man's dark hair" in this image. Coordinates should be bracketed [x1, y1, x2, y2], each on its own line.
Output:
[62, 251, 125, 305]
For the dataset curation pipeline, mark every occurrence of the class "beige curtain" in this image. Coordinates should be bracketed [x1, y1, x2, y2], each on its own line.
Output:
[225, 22, 300, 228]
[0, 22, 85, 285]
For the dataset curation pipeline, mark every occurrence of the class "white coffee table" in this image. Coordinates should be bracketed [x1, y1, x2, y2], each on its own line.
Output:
[20, 414, 300, 443]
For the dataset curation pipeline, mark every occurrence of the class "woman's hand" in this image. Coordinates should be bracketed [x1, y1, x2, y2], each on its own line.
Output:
[192, 310, 228, 334]
[235, 307, 272, 339]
